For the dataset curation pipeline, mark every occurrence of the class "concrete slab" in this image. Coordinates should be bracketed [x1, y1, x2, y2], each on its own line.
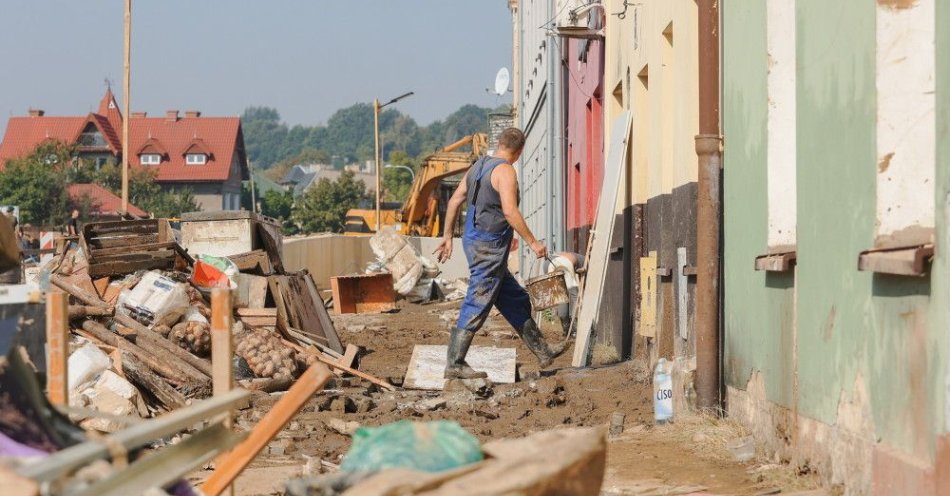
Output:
[404, 344, 516, 390]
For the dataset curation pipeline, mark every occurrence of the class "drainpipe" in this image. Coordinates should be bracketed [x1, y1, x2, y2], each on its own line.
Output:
[510, 0, 521, 119]
[695, 0, 723, 412]
[548, 25, 561, 253]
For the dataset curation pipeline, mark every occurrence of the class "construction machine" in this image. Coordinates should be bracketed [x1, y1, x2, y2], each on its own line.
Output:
[343, 133, 488, 237]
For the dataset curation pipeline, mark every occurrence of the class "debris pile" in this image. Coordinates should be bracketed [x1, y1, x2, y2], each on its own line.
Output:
[44, 217, 351, 425]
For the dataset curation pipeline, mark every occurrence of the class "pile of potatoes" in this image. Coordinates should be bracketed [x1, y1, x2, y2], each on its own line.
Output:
[235, 329, 297, 380]
[170, 321, 211, 356]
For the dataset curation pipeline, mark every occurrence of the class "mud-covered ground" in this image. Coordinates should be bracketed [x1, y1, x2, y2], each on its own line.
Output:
[189, 301, 825, 496]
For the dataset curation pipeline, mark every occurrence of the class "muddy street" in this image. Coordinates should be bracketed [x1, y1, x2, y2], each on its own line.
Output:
[190, 301, 823, 496]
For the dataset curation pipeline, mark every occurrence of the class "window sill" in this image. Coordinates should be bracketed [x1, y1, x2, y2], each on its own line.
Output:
[754, 250, 797, 272]
[857, 244, 933, 277]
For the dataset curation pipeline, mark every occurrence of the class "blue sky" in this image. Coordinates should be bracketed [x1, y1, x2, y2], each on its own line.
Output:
[0, 1, 513, 134]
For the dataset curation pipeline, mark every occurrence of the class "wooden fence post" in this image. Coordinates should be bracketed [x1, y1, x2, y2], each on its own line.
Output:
[46, 290, 68, 406]
[210, 288, 234, 496]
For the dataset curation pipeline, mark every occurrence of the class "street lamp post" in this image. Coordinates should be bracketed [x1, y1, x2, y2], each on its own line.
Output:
[373, 91, 414, 231]
[384, 164, 416, 183]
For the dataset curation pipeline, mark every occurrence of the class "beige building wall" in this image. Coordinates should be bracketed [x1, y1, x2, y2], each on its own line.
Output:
[604, 0, 698, 204]
[603, 0, 700, 365]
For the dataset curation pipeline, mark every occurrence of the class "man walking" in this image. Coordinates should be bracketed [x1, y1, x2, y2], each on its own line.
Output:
[434, 128, 569, 379]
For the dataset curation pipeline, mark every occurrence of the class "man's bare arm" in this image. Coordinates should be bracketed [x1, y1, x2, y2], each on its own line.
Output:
[433, 172, 468, 262]
[494, 164, 547, 258]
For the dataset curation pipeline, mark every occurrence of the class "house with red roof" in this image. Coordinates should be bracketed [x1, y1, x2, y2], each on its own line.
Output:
[67, 183, 148, 219]
[0, 89, 249, 212]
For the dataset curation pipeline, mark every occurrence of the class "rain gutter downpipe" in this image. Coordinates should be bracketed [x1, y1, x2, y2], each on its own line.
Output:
[695, 0, 723, 412]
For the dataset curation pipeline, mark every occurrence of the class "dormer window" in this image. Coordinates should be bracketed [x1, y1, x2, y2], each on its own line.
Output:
[186, 153, 207, 165]
[140, 154, 161, 165]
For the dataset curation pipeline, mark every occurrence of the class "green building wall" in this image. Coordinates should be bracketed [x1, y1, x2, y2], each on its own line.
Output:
[723, 0, 948, 488]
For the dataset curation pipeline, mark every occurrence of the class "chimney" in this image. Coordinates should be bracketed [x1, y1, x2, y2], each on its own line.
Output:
[165, 110, 179, 122]
[184, 110, 201, 118]
[28, 109, 44, 117]
[131, 112, 147, 118]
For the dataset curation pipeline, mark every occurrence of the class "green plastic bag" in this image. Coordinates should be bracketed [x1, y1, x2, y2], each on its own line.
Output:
[340, 420, 483, 473]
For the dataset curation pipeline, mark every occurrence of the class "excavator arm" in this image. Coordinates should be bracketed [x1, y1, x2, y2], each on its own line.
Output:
[399, 133, 488, 236]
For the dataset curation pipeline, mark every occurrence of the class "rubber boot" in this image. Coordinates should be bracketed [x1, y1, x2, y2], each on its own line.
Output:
[518, 319, 571, 369]
[444, 327, 488, 379]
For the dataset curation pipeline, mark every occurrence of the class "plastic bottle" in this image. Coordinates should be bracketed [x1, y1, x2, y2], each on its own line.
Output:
[653, 358, 673, 424]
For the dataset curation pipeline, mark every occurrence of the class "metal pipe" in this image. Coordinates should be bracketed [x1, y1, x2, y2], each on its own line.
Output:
[695, 0, 722, 412]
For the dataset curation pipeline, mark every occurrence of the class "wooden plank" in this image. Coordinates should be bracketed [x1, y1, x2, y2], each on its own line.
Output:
[68, 305, 113, 320]
[235, 308, 277, 317]
[89, 242, 178, 257]
[91, 250, 177, 263]
[88, 258, 176, 278]
[89, 234, 160, 249]
[289, 273, 343, 353]
[45, 291, 68, 406]
[201, 363, 333, 496]
[228, 250, 273, 275]
[211, 289, 234, 398]
[572, 112, 632, 367]
[255, 223, 284, 273]
[280, 339, 394, 391]
[51, 274, 113, 309]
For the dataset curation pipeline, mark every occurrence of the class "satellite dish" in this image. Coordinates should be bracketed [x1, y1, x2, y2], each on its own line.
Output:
[494, 67, 510, 96]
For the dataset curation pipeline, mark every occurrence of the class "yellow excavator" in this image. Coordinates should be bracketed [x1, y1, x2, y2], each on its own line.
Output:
[344, 133, 488, 237]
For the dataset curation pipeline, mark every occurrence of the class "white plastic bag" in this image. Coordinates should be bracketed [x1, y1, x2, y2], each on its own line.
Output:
[67, 342, 111, 391]
[121, 271, 190, 325]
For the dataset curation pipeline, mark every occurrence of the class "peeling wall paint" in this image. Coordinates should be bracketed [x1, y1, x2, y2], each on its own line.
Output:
[766, 0, 797, 250]
[723, 0, 950, 488]
[875, 0, 935, 246]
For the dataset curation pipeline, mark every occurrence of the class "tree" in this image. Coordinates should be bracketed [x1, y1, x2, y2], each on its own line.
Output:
[242, 106, 289, 167]
[382, 151, 415, 202]
[291, 171, 367, 233]
[0, 141, 71, 227]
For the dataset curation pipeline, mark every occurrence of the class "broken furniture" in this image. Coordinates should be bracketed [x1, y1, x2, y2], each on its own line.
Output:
[80, 219, 187, 277]
[330, 273, 396, 315]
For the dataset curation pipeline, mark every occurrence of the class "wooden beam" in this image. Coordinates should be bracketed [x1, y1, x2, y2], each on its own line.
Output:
[120, 0, 131, 214]
[211, 289, 234, 397]
[80, 320, 207, 386]
[119, 351, 187, 411]
[280, 338, 394, 391]
[201, 363, 333, 496]
[51, 274, 113, 310]
[46, 291, 68, 407]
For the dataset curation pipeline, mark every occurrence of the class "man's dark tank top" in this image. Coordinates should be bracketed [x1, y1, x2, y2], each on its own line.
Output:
[465, 156, 517, 234]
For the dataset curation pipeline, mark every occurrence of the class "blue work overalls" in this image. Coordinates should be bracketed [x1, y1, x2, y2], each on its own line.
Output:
[456, 157, 532, 334]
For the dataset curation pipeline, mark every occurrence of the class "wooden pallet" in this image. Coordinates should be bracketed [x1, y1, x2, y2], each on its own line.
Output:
[80, 219, 190, 277]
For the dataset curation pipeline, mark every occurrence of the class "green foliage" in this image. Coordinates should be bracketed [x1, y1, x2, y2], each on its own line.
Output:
[291, 171, 368, 233]
[0, 141, 72, 226]
[241, 182, 297, 235]
[241, 103, 496, 170]
[382, 150, 415, 202]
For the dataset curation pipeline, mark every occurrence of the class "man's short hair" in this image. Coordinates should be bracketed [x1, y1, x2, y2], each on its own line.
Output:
[498, 127, 526, 152]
